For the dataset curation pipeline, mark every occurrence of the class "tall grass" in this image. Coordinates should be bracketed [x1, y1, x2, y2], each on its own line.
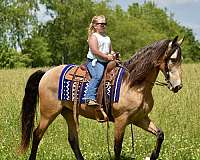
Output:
[0, 64, 199, 159]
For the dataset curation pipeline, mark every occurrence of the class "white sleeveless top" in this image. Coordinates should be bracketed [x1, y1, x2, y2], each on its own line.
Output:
[87, 32, 111, 62]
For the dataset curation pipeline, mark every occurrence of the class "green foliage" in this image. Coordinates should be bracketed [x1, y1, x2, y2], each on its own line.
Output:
[22, 36, 52, 67]
[0, 43, 31, 68]
[179, 27, 200, 62]
[0, 0, 38, 50]
[39, 0, 95, 65]
[0, 0, 200, 68]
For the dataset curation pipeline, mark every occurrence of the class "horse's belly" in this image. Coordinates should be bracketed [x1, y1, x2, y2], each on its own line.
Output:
[62, 101, 99, 121]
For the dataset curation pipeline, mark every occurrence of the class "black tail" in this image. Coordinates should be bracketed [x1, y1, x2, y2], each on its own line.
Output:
[19, 70, 45, 153]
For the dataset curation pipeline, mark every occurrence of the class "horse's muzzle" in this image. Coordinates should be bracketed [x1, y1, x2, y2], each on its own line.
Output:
[171, 84, 183, 93]
[167, 82, 182, 93]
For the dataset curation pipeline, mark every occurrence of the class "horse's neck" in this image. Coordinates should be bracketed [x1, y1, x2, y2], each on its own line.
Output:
[134, 68, 159, 92]
[145, 68, 159, 88]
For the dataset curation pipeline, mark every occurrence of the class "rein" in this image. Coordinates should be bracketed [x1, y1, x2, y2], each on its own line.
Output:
[154, 80, 168, 86]
[116, 61, 129, 72]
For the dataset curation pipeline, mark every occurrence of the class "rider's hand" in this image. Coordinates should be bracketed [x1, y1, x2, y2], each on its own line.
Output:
[107, 54, 114, 61]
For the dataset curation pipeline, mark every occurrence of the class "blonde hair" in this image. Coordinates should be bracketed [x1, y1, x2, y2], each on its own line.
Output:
[87, 15, 106, 38]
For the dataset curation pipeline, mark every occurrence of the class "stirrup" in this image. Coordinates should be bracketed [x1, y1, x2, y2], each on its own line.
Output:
[87, 99, 100, 106]
[95, 106, 108, 123]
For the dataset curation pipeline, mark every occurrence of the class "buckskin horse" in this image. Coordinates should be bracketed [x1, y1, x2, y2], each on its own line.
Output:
[19, 36, 183, 160]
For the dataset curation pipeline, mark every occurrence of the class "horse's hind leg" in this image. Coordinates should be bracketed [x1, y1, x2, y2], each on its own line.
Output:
[134, 116, 164, 160]
[29, 105, 62, 160]
[29, 117, 49, 160]
[61, 107, 84, 160]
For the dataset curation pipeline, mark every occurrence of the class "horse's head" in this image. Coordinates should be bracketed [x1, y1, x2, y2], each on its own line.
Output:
[160, 36, 184, 93]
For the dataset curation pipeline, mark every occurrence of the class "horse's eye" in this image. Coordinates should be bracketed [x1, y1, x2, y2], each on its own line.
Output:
[170, 58, 177, 63]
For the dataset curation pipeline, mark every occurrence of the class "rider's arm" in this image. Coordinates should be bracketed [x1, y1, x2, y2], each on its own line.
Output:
[88, 35, 113, 61]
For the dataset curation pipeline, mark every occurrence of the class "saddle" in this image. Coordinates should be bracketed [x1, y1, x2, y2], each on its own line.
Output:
[65, 62, 119, 83]
[65, 64, 90, 82]
[64, 60, 122, 122]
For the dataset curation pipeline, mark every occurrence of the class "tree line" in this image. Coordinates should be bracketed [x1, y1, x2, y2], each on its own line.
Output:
[0, 0, 200, 68]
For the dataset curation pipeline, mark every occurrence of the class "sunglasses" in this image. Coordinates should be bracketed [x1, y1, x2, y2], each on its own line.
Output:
[96, 23, 107, 26]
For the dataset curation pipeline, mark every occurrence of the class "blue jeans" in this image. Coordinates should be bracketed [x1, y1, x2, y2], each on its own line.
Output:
[84, 59, 107, 100]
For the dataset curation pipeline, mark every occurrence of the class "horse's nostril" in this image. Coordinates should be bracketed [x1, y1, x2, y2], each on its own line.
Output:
[173, 84, 182, 93]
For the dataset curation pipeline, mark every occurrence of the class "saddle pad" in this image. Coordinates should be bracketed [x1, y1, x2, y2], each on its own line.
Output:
[58, 64, 126, 103]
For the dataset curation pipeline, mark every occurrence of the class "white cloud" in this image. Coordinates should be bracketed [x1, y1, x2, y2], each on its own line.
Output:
[151, 0, 199, 6]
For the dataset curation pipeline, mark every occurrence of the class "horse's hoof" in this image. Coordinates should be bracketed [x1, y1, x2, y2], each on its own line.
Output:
[144, 157, 150, 160]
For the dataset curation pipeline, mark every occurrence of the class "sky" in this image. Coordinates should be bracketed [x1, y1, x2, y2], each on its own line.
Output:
[112, 0, 200, 41]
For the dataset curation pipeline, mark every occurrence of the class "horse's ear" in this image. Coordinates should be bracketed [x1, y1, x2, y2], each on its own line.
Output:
[173, 36, 178, 42]
[172, 36, 178, 45]
[166, 36, 179, 59]
[178, 36, 184, 46]
[168, 36, 178, 49]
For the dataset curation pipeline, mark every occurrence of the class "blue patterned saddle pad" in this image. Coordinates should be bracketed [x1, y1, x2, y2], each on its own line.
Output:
[58, 64, 126, 103]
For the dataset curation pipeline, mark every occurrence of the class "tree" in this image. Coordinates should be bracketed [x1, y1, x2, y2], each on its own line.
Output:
[39, 0, 95, 65]
[0, 43, 31, 68]
[1, 0, 200, 68]
[22, 35, 52, 67]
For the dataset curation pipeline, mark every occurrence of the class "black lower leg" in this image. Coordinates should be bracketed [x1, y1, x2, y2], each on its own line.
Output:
[29, 128, 41, 160]
[150, 128, 164, 160]
[68, 136, 84, 160]
[114, 135, 124, 160]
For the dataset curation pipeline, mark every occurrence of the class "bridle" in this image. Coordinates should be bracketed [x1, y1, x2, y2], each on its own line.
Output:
[160, 59, 171, 86]
[155, 43, 180, 87]
[153, 60, 172, 87]
[154, 47, 177, 87]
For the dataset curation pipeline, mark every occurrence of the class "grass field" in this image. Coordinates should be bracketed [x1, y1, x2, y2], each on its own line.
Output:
[0, 64, 200, 160]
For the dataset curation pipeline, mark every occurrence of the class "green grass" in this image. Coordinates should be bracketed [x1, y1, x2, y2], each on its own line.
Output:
[0, 64, 200, 160]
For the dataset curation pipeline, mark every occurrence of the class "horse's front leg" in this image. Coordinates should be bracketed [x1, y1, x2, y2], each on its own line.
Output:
[114, 115, 128, 160]
[135, 116, 164, 160]
[61, 108, 84, 160]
